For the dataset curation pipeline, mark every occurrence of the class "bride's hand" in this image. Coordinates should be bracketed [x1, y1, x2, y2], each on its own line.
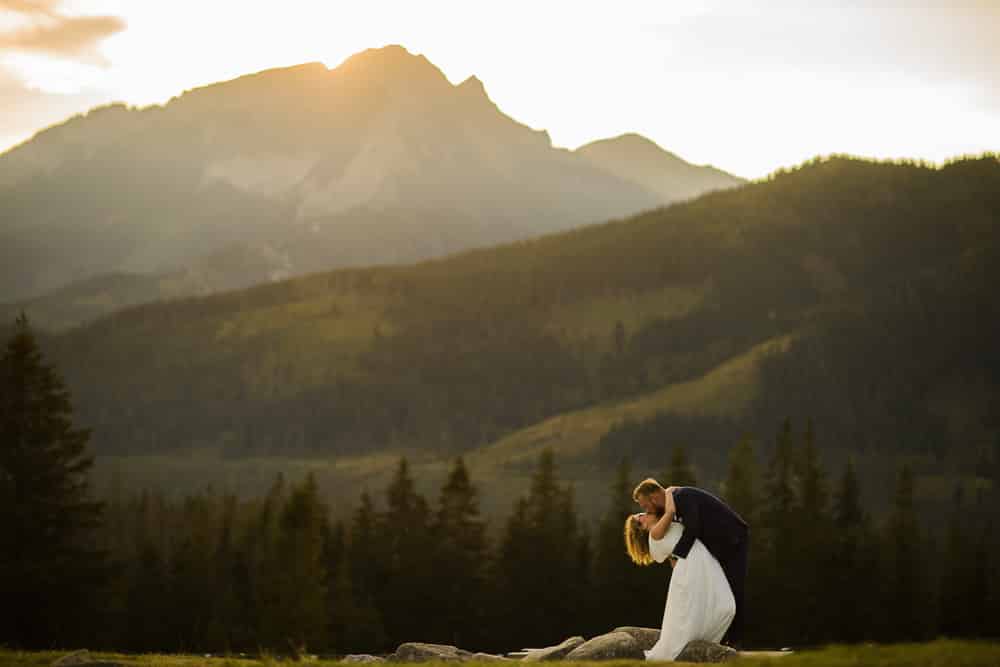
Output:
[663, 489, 677, 514]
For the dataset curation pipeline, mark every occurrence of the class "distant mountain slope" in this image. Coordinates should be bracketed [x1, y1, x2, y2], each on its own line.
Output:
[576, 133, 744, 202]
[35, 155, 1000, 494]
[0, 45, 741, 311]
[0, 242, 293, 331]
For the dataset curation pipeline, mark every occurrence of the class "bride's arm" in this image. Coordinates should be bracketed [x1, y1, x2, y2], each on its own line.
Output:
[649, 490, 676, 540]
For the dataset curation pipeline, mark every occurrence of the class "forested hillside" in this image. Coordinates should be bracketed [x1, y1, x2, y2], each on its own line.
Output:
[27, 154, 998, 510]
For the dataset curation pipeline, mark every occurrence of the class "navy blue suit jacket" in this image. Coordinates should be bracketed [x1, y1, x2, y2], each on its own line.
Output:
[671, 486, 749, 560]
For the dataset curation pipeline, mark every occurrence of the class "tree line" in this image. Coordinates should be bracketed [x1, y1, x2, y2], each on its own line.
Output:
[4, 314, 999, 652]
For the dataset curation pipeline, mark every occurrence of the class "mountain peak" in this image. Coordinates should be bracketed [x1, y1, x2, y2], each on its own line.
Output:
[576, 133, 744, 203]
[334, 44, 449, 89]
[458, 75, 486, 95]
[579, 133, 683, 162]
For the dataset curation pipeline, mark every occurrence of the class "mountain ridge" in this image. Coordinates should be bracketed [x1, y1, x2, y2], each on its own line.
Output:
[1, 45, 742, 313]
[28, 153, 997, 514]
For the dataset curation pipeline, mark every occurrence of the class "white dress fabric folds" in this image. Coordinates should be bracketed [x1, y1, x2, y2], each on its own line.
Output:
[644, 522, 736, 661]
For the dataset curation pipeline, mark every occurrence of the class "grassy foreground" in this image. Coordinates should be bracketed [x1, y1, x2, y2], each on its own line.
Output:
[2, 641, 999, 667]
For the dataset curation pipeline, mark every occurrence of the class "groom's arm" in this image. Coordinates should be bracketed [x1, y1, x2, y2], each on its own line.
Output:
[671, 490, 701, 559]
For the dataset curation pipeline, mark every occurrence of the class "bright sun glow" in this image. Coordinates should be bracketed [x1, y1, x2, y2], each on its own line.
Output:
[1, 0, 998, 178]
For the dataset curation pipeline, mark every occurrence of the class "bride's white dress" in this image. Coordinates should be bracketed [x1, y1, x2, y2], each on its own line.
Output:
[644, 522, 736, 661]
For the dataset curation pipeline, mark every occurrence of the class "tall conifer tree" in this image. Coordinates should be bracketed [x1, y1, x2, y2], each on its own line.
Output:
[666, 445, 698, 487]
[432, 457, 488, 647]
[884, 464, 924, 640]
[722, 437, 757, 524]
[0, 314, 107, 647]
[380, 458, 435, 645]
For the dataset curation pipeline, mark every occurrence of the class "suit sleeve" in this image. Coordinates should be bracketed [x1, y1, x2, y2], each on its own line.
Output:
[672, 490, 701, 559]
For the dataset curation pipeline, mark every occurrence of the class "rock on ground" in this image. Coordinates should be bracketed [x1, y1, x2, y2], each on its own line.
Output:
[341, 655, 385, 663]
[392, 643, 474, 662]
[675, 640, 738, 663]
[51, 652, 125, 667]
[52, 651, 91, 667]
[522, 636, 586, 661]
[564, 632, 644, 661]
[470, 653, 511, 661]
[612, 627, 661, 651]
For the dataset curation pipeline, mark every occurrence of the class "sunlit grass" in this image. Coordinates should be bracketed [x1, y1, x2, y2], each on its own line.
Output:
[466, 334, 792, 472]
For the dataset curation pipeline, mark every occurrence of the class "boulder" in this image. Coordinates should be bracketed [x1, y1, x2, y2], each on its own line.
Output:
[674, 640, 738, 663]
[50, 653, 125, 667]
[52, 651, 90, 667]
[470, 653, 511, 662]
[522, 637, 586, 661]
[392, 643, 473, 662]
[564, 632, 644, 661]
[341, 655, 385, 663]
[612, 627, 660, 651]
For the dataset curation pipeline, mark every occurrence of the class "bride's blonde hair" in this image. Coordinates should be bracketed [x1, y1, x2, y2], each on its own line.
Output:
[624, 515, 654, 566]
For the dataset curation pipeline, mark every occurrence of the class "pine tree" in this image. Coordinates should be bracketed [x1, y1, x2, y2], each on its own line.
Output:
[349, 490, 382, 607]
[794, 420, 833, 643]
[940, 484, 974, 637]
[495, 449, 581, 648]
[884, 464, 924, 640]
[432, 457, 488, 647]
[164, 493, 219, 651]
[207, 494, 243, 652]
[722, 437, 762, 640]
[495, 496, 533, 649]
[323, 518, 387, 653]
[756, 418, 798, 643]
[722, 437, 757, 524]
[123, 542, 170, 651]
[797, 421, 829, 522]
[379, 458, 435, 645]
[346, 487, 391, 654]
[667, 445, 698, 487]
[830, 459, 879, 643]
[277, 474, 329, 652]
[248, 474, 286, 649]
[0, 314, 107, 647]
[326, 548, 386, 653]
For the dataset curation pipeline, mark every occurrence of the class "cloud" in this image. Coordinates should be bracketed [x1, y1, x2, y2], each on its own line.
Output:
[0, 0, 125, 62]
[0, 65, 108, 152]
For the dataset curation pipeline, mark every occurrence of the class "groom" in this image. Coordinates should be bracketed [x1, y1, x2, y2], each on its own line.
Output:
[633, 479, 749, 647]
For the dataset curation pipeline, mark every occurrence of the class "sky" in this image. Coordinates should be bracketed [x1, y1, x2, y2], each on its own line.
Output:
[0, 0, 997, 179]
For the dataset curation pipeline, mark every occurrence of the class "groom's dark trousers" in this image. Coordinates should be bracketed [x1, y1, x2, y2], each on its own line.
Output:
[670, 486, 750, 646]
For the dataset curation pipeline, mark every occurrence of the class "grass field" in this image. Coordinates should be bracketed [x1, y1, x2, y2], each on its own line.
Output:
[4, 641, 999, 667]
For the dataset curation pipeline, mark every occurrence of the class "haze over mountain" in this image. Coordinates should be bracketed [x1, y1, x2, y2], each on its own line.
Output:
[27, 154, 999, 514]
[0, 45, 741, 325]
[577, 133, 743, 203]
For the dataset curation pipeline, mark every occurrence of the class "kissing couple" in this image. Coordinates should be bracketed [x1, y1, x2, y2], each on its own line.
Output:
[625, 479, 750, 660]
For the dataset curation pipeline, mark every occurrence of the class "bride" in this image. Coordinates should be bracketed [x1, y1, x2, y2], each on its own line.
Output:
[625, 509, 735, 660]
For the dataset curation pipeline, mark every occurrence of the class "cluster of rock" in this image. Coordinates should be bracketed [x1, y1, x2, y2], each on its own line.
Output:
[342, 627, 737, 663]
[50, 629, 738, 665]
